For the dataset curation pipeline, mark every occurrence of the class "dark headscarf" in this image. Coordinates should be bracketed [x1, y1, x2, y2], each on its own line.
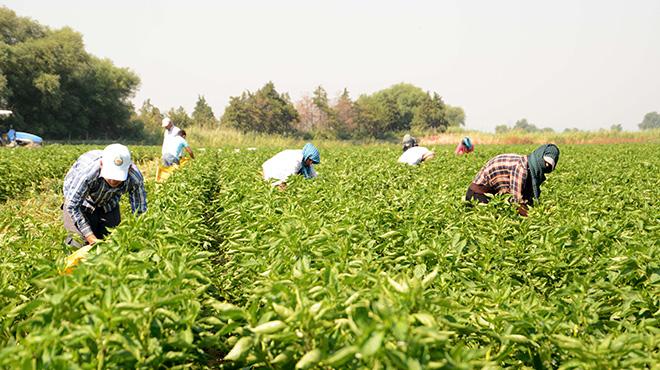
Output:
[299, 143, 320, 179]
[527, 144, 560, 200]
[402, 134, 418, 152]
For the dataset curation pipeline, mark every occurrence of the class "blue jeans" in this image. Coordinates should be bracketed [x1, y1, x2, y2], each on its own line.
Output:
[162, 154, 180, 167]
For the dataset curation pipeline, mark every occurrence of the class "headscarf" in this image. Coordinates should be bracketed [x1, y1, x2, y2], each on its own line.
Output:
[402, 134, 418, 152]
[462, 136, 473, 150]
[300, 143, 320, 179]
[527, 144, 560, 200]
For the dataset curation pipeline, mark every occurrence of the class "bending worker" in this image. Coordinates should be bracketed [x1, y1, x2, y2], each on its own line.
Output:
[162, 129, 194, 166]
[62, 144, 147, 247]
[465, 144, 560, 216]
[455, 136, 474, 155]
[398, 134, 435, 165]
[262, 143, 320, 189]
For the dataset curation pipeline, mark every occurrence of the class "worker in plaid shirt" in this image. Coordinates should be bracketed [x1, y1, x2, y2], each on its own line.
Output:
[62, 144, 147, 247]
[466, 144, 560, 216]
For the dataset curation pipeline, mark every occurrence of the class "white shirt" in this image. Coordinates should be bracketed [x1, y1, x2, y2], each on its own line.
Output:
[161, 125, 181, 155]
[163, 135, 189, 158]
[262, 149, 317, 186]
[398, 146, 432, 166]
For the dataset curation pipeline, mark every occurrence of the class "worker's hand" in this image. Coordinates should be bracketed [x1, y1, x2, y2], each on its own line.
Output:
[85, 234, 99, 245]
[518, 205, 528, 217]
[277, 182, 287, 191]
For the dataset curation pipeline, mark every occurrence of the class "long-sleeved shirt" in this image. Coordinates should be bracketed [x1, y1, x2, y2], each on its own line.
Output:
[472, 154, 532, 204]
[63, 150, 147, 237]
[398, 146, 433, 165]
[455, 142, 474, 155]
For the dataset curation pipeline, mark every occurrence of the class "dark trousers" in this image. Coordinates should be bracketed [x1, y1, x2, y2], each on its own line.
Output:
[62, 205, 120, 247]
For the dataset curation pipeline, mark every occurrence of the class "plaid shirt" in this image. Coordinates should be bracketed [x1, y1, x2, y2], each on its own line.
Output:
[473, 154, 530, 203]
[63, 150, 147, 237]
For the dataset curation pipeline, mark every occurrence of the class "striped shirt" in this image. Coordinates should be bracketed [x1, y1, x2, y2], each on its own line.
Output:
[472, 154, 530, 203]
[63, 150, 147, 237]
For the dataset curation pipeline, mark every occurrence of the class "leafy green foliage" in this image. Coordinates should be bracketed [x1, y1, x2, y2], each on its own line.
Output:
[192, 95, 218, 128]
[639, 111, 660, 130]
[0, 7, 141, 140]
[0, 144, 657, 369]
[0, 145, 159, 203]
[221, 82, 299, 134]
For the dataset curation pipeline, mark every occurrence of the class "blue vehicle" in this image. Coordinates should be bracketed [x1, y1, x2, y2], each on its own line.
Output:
[1, 110, 43, 147]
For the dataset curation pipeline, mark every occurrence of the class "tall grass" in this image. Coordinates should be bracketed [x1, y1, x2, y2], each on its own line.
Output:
[426, 127, 660, 145]
[187, 126, 660, 149]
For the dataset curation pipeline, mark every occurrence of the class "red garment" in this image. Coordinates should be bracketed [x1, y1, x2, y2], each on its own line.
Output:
[455, 142, 474, 155]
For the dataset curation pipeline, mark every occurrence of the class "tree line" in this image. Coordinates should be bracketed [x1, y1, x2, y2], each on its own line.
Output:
[1, 6, 657, 142]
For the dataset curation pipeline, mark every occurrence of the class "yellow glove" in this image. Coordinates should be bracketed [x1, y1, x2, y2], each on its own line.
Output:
[62, 244, 94, 275]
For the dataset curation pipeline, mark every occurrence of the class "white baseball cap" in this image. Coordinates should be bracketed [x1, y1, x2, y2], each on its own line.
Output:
[100, 144, 132, 181]
[161, 117, 171, 127]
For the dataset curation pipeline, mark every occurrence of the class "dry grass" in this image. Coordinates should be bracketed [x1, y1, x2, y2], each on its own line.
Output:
[422, 128, 660, 145]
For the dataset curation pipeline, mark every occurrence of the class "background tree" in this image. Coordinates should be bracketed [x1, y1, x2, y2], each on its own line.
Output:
[221, 82, 298, 134]
[610, 124, 623, 132]
[0, 7, 141, 139]
[331, 88, 357, 139]
[411, 92, 448, 132]
[495, 124, 510, 134]
[191, 95, 218, 128]
[513, 118, 540, 132]
[445, 105, 466, 127]
[639, 111, 660, 130]
[167, 106, 193, 128]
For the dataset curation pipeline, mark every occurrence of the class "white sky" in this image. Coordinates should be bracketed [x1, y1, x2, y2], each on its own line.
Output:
[4, 0, 660, 131]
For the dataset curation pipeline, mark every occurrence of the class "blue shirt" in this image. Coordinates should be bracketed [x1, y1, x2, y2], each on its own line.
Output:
[63, 150, 147, 237]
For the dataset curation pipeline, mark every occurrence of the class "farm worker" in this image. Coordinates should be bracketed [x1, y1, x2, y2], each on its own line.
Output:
[62, 144, 147, 247]
[7, 126, 16, 143]
[161, 116, 181, 157]
[162, 129, 195, 167]
[465, 144, 560, 216]
[455, 136, 474, 155]
[262, 142, 320, 188]
[398, 134, 435, 165]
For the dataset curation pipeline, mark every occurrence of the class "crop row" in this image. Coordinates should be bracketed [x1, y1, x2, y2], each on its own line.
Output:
[0, 145, 160, 202]
[0, 144, 657, 368]
[203, 144, 658, 368]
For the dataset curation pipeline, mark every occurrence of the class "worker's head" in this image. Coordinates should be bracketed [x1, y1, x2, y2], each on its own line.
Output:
[537, 144, 560, 173]
[100, 144, 131, 187]
[302, 143, 320, 166]
[402, 134, 418, 152]
[178, 129, 187, 139]
[462, 136, 473, 150]
[161, 117, 172, 129]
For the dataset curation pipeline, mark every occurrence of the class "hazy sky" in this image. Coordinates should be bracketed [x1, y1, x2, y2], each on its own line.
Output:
[4, 0, 660, 131]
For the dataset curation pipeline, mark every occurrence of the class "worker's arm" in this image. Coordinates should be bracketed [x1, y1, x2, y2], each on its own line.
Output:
[128, 166, 148, 215]
[510, 163, 528, 216]
[185, 146, 195, 159]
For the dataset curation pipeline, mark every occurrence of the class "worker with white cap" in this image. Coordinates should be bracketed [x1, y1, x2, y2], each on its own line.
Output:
[62, 144, 147, 247]
[161, 117, 181, 161]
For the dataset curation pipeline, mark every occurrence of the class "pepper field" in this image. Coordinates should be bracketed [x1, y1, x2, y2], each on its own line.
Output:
[0, 143, 658, 369]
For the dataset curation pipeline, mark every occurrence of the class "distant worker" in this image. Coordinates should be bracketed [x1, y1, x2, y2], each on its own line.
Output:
[162, 129, 195, 166]
[262, 143, 321, 189]
[62, 144, 147, 247]
[161, 116, 180, 157]
[7, 126, 16, 143]
[465, 144, 560, 216]
[455, 136, 474, 155]
[398, 134, 435, 165]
